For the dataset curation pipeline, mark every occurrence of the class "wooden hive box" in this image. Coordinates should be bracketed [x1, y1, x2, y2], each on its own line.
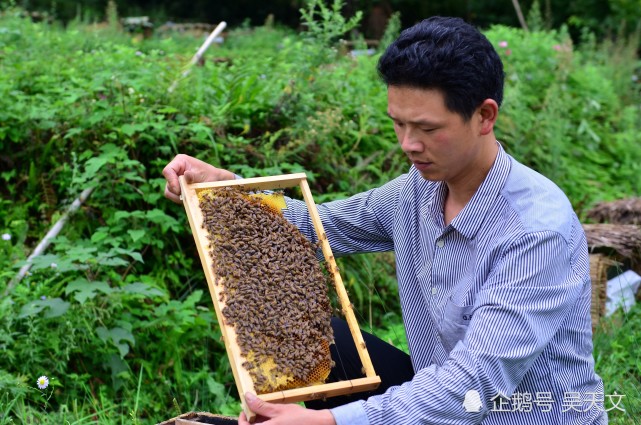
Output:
[156, 412, 237, 425]
[589, 253, 615, 332]
[584, 223, 641, 327]
[179, 173, 380, 422]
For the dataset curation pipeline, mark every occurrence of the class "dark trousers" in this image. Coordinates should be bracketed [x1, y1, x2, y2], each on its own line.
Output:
[305, 317, 415, 410]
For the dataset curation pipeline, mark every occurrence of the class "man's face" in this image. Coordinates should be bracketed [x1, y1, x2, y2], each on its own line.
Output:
[387, 86, 485, 185]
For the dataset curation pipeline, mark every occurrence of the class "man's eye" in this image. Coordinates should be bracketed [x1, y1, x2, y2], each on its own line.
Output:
[421, 128, 436, 133]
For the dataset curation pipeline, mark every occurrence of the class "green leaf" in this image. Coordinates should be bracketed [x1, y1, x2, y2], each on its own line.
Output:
[120, 123, 148, 137]
[128, 229, 146, 243]
[119, 282, 164, 298]
[28, 254, 70, 272]
[18, 298, 70, 318]
[128, 251, 144, 263]
[63, 127, 84, 139]
[84, 155, 111, 176]
[120, 124, 138, 137]
[91, 229, 110, 244]
[111, 247, 144, 263]
[146, 209, 179, 233]
[106, 353, 129, 391]
[206, 376, 226, 404]
[98, 257, 129, 267]
[65, 245, 98, 263]
[65, 278, 113, 303]
[96, 326, 135, 358]
[157, 106, 179, 114]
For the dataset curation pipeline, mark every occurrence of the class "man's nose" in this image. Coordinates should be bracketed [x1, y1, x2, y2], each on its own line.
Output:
[399, 127, 422, 154]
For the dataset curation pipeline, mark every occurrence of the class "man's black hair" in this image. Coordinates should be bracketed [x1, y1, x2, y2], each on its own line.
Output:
[377, 16, 504, 121]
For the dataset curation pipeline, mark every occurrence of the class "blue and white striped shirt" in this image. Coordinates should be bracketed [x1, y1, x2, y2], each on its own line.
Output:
[284, 144, 606, 424]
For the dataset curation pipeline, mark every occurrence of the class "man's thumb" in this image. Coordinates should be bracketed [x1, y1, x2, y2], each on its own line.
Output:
[245, 392, 276, 417]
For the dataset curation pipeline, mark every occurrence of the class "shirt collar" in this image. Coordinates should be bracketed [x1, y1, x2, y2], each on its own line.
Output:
[449, 142, 511, 239]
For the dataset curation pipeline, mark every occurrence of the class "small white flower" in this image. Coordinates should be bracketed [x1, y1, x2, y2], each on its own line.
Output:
[1, 233, 10, 241]
[40, 295, 47, 300]
[128, 87, 135, 95]
[37, 376, 49, 389]
[50, 262, 57, 269]
[135, 50, 143, 56]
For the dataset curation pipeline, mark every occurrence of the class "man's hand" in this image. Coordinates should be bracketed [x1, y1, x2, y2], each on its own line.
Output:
[162, 154, 235, 203]
[238, 393, 336, 425]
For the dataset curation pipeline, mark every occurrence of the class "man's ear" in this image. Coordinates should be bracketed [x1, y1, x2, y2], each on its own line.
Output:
[477, 99, 499, 136]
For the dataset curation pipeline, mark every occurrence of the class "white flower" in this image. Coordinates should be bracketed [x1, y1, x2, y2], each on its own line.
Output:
[1, 233, 10, 241]
[50, 262, 57, 269]
[37, 376, 49, 389]
[128, 87, 135, 95]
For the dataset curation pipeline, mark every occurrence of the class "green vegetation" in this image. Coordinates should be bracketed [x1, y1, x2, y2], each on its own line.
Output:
[1, 2, 640, 423]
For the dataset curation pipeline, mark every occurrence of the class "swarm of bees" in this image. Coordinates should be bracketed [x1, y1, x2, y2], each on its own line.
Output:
[199, 187, 334, 393]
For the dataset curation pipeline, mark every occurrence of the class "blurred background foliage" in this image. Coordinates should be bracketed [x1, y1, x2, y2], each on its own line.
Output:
[11, 0, 641, 41]
[1, 0, 640, 423]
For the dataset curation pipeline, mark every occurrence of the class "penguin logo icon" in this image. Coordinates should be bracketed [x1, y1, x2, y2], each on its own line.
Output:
[463, 389, 483, 413]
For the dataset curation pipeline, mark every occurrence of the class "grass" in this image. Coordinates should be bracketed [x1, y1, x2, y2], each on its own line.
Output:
[593, 303, 641, 424]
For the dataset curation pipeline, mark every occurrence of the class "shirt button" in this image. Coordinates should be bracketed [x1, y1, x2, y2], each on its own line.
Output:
[436, 239, 445, 248]
[431, 287, 437, 295]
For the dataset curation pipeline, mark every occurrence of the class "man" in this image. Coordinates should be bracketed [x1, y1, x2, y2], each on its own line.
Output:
[164, 16, 606, 425]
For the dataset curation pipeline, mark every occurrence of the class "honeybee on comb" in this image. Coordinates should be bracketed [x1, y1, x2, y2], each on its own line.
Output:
[198, 187, 334, 394]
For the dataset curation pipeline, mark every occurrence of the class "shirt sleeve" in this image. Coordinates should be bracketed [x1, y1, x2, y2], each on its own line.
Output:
[331, 401, 369, 425]
[282, 175, 407, 256]
[336, 230, 586, 424]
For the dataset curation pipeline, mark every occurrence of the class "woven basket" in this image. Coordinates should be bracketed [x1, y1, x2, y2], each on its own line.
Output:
[589, 253, 613, 331]
[156, 412, 238, 425]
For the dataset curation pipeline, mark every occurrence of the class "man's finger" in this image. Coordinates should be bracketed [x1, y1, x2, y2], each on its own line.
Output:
[162, 166, 180, 195]
[238, 412, 249, 425]
[164, 183, 182, 204]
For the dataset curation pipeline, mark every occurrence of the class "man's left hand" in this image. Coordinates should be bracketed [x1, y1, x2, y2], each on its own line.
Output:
[238, 392, 336, 425]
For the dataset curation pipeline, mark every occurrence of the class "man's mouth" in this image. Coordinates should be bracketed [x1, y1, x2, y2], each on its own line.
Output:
[412, 161, 433, 172]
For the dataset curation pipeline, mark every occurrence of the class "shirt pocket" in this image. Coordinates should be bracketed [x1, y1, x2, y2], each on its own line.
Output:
[439, 298, 474, 353]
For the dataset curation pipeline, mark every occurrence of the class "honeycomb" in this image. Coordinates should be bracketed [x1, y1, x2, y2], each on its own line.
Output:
[198, 187, 333, 394]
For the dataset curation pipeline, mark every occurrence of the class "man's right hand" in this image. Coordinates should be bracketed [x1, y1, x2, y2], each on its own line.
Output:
[162, 154, 235, 204]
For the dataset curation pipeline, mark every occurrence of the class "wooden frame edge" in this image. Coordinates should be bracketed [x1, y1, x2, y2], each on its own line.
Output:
[259, 376, 381, 404]
[179, 176, 257, 422]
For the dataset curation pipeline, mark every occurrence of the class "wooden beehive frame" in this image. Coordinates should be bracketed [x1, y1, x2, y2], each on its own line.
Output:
[179, 173, 380, 422]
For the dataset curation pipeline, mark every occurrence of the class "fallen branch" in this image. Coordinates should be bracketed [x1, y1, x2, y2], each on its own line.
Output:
[168, 21, 227, 93]
[4, 187, 94, 297]
[511, 0, 529, 32]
